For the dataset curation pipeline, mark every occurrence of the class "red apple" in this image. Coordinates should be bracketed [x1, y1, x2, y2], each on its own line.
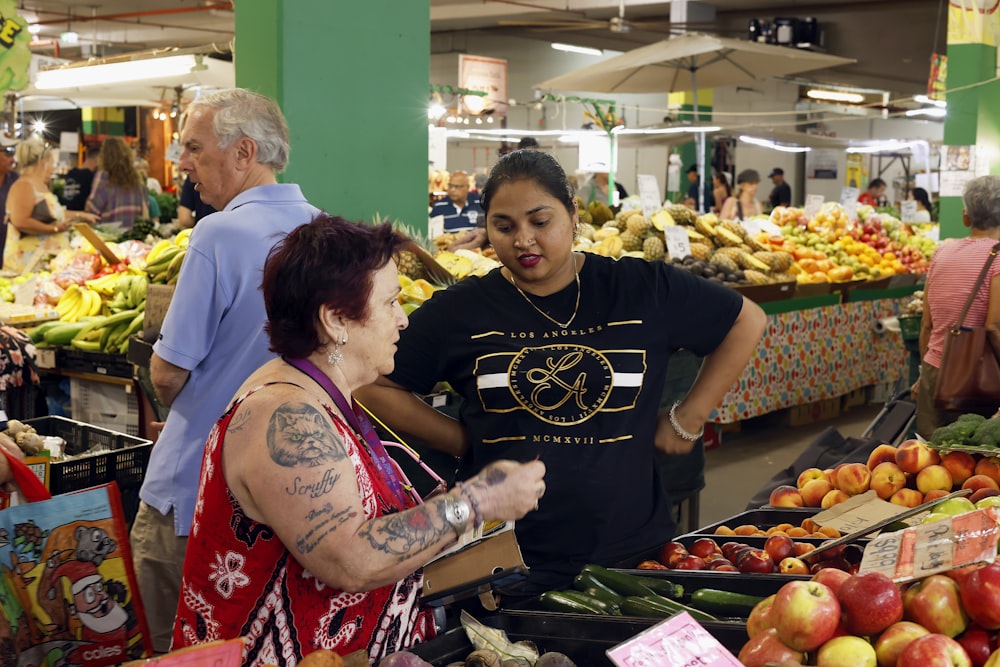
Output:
[764, 534, 795, 563]
[746, 594, 776, 639]
[736, 548, 776, 574]
[811, 567, 851, 596]
[867, 443, 899, 470]
[837, 571, 904, 636]
[836, 462, 872, 495]
[958, 625, 998, 667]
[870, 462, 908, 500]
[942, 451, 977, 486]
[721, 541, 748, 560]
[770, 484, 805, 508]
[817, 635, 877, 667]
[738, 627, 806, 667]
[960, 563, 1000, 630]
[947, 563, 986, 589]
[771, 580, 841, 652]
[658, 541, 687, 564]
[674, 554, 707, 570]
[687, 537, 720, 559]
[897, 633, 972, 667]
[904, 574, 970, 637]
[874, 621, 931, 667]
[896, 439, 941, 473]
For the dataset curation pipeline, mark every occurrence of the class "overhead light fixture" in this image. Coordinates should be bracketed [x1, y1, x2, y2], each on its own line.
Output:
[739, 135, 811, 153]
[806, 89, 864, 104]
[905, 107, 947, 118]
[34, 54, 207, 89]
[27, 24, 41, 35]
[613, 125, 721, 135]
[846, 139, 923, 154]
[551, 43, 604, 57]
[59, 31, 79, 45]
[913, 94, 947, 108]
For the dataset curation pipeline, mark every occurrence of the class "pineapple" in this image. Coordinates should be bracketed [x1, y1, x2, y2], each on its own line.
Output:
[743, 269, 771, 285]
[397, 250, 427, 280]
[643, 235, 665, 261]
[626, 214, 653, 238]
[710, 252, 739, 274]
[667, 204, 696, 226]
[620, 231, 644, 252]
[689, 242, 713, 261]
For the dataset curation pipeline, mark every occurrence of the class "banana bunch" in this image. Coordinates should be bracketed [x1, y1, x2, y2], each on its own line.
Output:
[144, 228, 192, 284]
[31, 306, 144, 354]
[55, 284, 103, 322]
[108, 274, 148, 313]
[85, 265, 146, 296]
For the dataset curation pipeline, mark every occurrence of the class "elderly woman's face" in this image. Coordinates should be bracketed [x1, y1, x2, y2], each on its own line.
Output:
[348, 261, 408, 382]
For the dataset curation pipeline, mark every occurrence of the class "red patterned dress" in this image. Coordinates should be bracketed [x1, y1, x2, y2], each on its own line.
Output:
[172, 384, 435, 665]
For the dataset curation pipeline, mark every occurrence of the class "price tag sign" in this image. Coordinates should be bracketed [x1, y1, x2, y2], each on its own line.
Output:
[814, 490, 907, 535]
[757, 219, 783, 236]
[900, 200, 918, 221]
[164, 141, 182, 163]
[740, 218, 763, 238]
[428, 215, 445, 240]
[663, 226, 692, 260]
[859, 507, 1000, 583]
[842, 198, 859, 222]
[607, 612, 742, 666]
[637, 174, 662, 217]
[149, 638, 245, 666]
[804, 194, 824, 219]
[839, 187, 859, 206]
[13, 276, 37, 306]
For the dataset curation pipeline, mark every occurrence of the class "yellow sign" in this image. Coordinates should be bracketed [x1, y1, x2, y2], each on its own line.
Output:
[0, 0, 30, 94]
[948, 0, 1000, 45]
[845, 153, 864, 190]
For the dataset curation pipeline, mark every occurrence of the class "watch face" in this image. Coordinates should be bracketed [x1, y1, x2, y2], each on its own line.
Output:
[455, 500, 470, 524]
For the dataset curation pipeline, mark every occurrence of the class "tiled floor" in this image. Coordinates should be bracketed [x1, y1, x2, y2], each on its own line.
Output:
[698, 402, 888, 528]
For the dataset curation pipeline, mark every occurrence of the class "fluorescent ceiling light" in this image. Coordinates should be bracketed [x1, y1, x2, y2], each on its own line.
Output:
[913, 94, 947, 108]
[846, 139, 923, 154]
[614, 125, 721, 135]
[739, 135, 811, 153]
[905, 107, 947, 118]
[35, 54, 205, 89]
[806, 89, 864, 104]
[552, 43, 604, 56]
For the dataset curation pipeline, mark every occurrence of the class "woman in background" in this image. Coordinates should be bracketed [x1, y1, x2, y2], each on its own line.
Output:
[712, 170, 731, 215]
[86, 136, 147, 229]
[719, 169, 763, 220]
[910, 187, 933, 223]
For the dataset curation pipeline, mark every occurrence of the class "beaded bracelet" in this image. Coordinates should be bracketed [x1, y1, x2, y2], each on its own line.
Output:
[456, 481, 483, 527]
[669, 401, 704, 442]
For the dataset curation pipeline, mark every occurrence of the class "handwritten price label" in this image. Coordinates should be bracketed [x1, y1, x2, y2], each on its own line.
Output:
[606, 612, 742, 667]
[663, 226, 692, 260]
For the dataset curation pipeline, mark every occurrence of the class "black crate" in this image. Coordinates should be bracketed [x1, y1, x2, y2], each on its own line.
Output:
[56, 348, 133, 378]
[409, 611, 747, 665]
[694, 508, 820, 536]
[0, 383, 43, 420]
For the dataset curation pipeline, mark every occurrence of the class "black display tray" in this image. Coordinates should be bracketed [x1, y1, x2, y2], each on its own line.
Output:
[693, 507, 820, 535]
[408, 610, 747, 665]
[611, 568, 806, 597]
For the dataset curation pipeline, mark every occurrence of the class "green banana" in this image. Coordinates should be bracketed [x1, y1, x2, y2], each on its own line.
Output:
[29, 321, 63, 344]
[70, 339, 102, 352]
[144, 246, 180, 275]
[44, 322, 89, 346]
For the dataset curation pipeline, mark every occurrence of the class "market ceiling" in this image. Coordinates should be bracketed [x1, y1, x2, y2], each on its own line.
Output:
[22, 1, 940, 97]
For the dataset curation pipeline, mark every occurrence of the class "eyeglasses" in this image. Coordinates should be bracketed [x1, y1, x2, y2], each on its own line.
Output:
[447, 183, 470, 189]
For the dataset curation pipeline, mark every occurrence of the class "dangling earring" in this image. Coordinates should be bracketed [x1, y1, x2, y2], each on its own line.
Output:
[327, 335, 347, 366]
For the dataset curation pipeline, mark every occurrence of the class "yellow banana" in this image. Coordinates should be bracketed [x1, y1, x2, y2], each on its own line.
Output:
[145, 239, 174, 265]
[87, 289, 103, 316]
[174, 228, 193, 248]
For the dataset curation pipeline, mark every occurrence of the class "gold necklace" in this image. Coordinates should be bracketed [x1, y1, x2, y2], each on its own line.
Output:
[507, 254, 581, 329]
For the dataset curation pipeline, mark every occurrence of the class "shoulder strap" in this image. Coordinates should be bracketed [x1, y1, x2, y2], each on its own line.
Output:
[737, 200, 744, 220]
[954, 241, 1000, 328]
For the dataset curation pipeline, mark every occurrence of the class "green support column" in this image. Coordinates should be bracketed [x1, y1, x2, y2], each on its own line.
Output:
[235, 1, 430, 226]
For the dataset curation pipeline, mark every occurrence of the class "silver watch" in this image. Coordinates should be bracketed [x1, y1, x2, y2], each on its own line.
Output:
[443, 494, 471, 535]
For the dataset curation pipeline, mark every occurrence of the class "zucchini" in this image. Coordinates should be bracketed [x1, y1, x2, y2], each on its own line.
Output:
[580, 564, 655, 597]
[689, 589, 766, 618]
[635, 574, 684, 600]
[555, 589, 620, 615]
[620, 595, 719, 623]
[573, 572, 625, 605]
[538, 590, 606, 615]
[43, 322, 88, 346]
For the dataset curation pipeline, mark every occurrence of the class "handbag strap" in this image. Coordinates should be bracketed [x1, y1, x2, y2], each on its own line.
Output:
[953, 241, 1000, 330]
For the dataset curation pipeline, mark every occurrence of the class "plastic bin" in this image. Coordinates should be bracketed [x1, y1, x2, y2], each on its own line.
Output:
[898, 315, 922, 341]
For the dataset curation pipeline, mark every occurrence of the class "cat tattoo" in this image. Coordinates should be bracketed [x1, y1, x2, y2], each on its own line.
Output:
[267, 402, 347, 468]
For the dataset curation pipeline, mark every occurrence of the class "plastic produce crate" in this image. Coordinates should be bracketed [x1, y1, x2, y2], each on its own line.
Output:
[898, 315, 922, 341]
[57, 348, 134, 378]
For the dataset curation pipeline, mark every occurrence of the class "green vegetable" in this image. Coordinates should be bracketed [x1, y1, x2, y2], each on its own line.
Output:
[972, 416, 1000, 448]
[579, 564, 655, 597]
[931, 413, 995, 448]
[573, 572, 624, 605]
[539, 590, 607, 615]
[619, 595, 718, 622]
[689, 588, 765, 617]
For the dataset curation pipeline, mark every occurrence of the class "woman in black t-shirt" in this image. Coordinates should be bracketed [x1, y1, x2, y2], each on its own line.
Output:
[358, 150, 767, 590]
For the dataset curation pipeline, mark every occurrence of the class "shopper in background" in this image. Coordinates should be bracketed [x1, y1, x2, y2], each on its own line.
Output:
[177, 175, 216, 228]
[719, 169, 763, 220]
[912, 175, 1000, 436]
[859, 178, 887, 207]
[768, 167, 792, 208]
[430, 170, 483, 232]
[518, 136, 540, 150]
[357, 149, 766, 594]
[85, 136, 147, 229]
[59, 144, 97, 211]
[0, 144, 18, 260]
[173, 214, 544, 662]
[579, 170, 629, 206]
[711, 170, 730, 215]
[4, 138, 97, 273]
[909, 187, 933, 223]
[133, 88, 322, 654]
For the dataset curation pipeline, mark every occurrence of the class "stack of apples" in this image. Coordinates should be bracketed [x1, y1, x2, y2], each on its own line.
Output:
[768, 439, 1000, 511]
[739, 562, 1000, 667]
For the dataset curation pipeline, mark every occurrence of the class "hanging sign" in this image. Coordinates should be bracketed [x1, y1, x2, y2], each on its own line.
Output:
[947, 0, 1000, 46]
[458, 54, 508, 117]
[804, 194, 825, 219]
[637, 174, 662, 217]
[606, 612, 742, 666]
[578, 133, 612, 173]
[428, 126, 448, 171]
[0, 1, 31, 96]
[940, 145, 977, 197]
[900, 200, 918, 221]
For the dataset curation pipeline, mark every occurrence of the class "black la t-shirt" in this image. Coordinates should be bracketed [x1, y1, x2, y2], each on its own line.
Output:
[388, 255, 743, 585]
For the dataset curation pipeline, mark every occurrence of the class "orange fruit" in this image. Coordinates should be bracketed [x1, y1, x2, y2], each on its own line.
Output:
[818, 525, 841, 538]
[787, 527, 808, 537]
[733, 525, 757, 536]
[714, 525, 735, 536]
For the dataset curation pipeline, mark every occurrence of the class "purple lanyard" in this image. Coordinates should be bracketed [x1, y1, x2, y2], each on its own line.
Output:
[283, 356, 411, 507]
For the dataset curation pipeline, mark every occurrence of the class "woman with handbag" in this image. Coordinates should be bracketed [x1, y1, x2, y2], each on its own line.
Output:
[913, 175, 1000, 436]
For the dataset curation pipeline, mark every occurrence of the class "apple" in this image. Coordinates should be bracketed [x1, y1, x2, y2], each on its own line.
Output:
[801, 478, 834, 506]
[817, 635, 877, 667]
[738, 627, 806, 667]
[870, 462, 908, 500]
[934, 496, 977, 516]
[837, 571, 903, 636]
[947, 564, 986, 589]
[874, 621, 931, 667]
[764, 534, 796, 563]
[923, 511, 953, 524]
[798, 467, 827, 489]
[821, 489, 850, 508]
[688, 537, 720, 559]
[960, 563, 1000, 630]
[746, 594, 776, 639]
[958, 625, 998, 667]
[917, 465, 955, 494]
[963, 475, 1000, 493]
[771, 580, 841, 651]
[836, 462, 872, 495]
[794, 542, 816, 558]
[972, 489, 1000, 504]
[986, 650, 1000, 667]
[897, 634, 972, 667]
[736, 548, 776, 574]
[810, 567, 850, 595]
[770, 484, 805, 507]
[658, 541, 687, 564]
[975, 457, 1000, 485]
[779, 557, 810, 575]
[891, 488, 924, 508]
[707, 561, 738, 571]
[904, 574, 970, 637]
[942, 451, 977, 486]
[896, 439, 941, 473]
[867, 443, 899, 470]
[721, 541, 748, 560]
[976, 495, 1000, 509]
[674, 554, 707, 570]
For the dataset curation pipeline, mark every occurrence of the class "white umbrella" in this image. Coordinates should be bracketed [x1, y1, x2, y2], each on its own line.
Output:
[535, 33, 856, 212]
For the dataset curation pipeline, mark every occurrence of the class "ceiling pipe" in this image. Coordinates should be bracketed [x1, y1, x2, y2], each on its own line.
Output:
[27, 2, 235, 37]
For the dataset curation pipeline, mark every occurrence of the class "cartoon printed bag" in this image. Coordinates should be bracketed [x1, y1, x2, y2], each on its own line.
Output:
[0, 448, 153, 666]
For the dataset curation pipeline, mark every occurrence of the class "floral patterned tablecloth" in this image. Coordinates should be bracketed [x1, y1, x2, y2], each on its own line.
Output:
[709, 298, 910, 424]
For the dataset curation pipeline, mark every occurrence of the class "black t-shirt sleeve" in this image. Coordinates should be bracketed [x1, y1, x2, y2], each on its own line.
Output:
[655, 262, 745, 356]
[387, 287, 456, 395]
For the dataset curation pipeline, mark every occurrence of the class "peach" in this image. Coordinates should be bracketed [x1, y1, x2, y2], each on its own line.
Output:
[801, 518, 820, 534]
[835, 462, 871, 495]
[797, 467, 827, 490]
[974, 456, 1000, 485]
[962, 474, 1000, 493]
[769, 485, 805, 508]
[895, 439, 940, 474]
[915, 464, 953, 495]
[800, 478, 834, 507]
[866, 443, 899, 470]
[823, 468, 837, 486]
[870, 462, 907, 500]
[890, 488, 924, 508]
[922, 489, 950, 503]
[821, 489, 850, 508]
[940, 451, 976, 486]
[970, 487, 1000, 503]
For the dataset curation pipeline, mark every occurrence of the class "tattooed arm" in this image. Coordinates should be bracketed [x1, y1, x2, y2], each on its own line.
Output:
[225, 387, 544, 592]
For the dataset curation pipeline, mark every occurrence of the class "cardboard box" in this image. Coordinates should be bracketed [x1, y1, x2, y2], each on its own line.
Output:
[787, 397, 841, 426]
[421, 528, 527, 601]
[841, 386, 869, 411]
[143, 284, 176, 341]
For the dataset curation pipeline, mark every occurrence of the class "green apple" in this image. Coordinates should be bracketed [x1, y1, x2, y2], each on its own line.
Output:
[932, 497, 976, 516]
[975, 496, 1000, 510]
[921, 512, 951, 524]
